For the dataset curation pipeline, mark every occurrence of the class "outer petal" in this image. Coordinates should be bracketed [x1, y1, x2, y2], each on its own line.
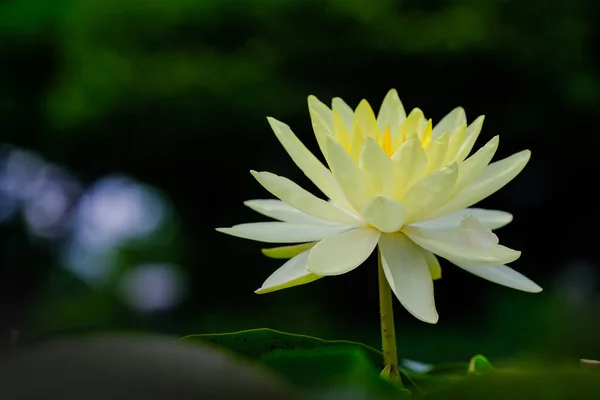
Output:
[326, 135, 371, 212]
[391, 132, 427, 198]
[432, 107, 466, 140]
[308, 95, 333, 162]
[379, 233, 438, 324]
[455, 115, 485, 162]
[251, 171, 360, 225]
[266, 117, 350, 209]
[307, 228, 380, 275]
[452, 262, 542, 293]
[402, 163, 458, 224]
[411, 208, 513, 230]
[245, 199, 331, 225]
[261, 242, 317, 259]
[359, 138, 396, 197]
[452, 135, 499, 195]
[377, 89, 406, 134]
[428, 150, 531, 219]
[255, 250, 322, 294]
[217, 222, 353, 243]
[362, 195, 406, 233]
[403, 226, 521, 266]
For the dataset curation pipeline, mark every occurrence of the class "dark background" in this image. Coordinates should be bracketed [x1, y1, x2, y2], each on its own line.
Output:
[0, 0, 598, 364]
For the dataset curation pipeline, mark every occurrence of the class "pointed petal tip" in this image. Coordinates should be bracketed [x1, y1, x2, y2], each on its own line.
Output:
[384, 88, 399, 98]
[414, 311, 439, 324]
[524, 281, 543, 293]
[266, 116, 285, 128]
[254, 288, 266, 294]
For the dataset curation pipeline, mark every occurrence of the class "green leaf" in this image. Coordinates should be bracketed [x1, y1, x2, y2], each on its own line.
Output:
[261, 346, 410, 398]
[468, 354, 494, 375]
[180, 328, 382, 364]
[180, 328, 421, 393]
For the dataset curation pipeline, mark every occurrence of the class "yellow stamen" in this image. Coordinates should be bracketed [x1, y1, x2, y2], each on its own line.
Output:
[382, 126, 393, 157]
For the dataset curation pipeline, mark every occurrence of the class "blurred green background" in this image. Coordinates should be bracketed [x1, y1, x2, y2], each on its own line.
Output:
[0, 0, 598, 366]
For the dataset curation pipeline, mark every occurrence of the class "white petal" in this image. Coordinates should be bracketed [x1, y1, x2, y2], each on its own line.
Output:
[451, 135, 499, 195]
[244, 199, 332, 225]
[403, 226, 521, 265]
[333, 109, 352, 150]
[255, 250, 323, 294]
[308, 95, 333, 162]
[326, 135, 371, 212]
[411, 208, 513, 230]
[379, 233, 438, 324]
[428, 150, 531, 218]
[377, 89, 406, 134]
[251, 171, 360, 225]
[362, 195, 406, 233]
[425, 131, 449, 173]
[359, 138, 396, 197]
[402, 163, 458, 224]
[266, 117, 351, 209]
[444, 124, 467, 164]
[453, 263, 542, 293]
[307, 228, 380, 275]
[217, 222, 353, 243]
[354, 100, 381, 139]
[391, 133, 427, 198]
[432, 107, 466, 140]
[458, 216, 499, 251]
[332, 97, 355, 132]
[394, 109, 427, 149]
[455, 115, 485, 162]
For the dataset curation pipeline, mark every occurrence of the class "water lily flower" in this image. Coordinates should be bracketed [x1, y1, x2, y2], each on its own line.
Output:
[217, 89, 541, 324]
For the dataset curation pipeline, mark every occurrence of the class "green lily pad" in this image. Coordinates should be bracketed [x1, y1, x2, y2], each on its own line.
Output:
[261, 346, 410, 398]
[180, 328, 421, 393]
[180, 328, 383, 364]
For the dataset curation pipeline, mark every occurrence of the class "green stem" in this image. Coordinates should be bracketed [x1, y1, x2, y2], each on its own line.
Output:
[378, 249, 398, 369]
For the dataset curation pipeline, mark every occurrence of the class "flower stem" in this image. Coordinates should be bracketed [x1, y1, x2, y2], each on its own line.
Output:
[377, 249, 398, 370]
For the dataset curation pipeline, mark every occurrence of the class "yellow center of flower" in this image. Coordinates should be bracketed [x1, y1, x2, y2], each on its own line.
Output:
[372, 118, 434, 158]
[377, 126, 394, 157]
